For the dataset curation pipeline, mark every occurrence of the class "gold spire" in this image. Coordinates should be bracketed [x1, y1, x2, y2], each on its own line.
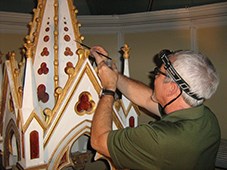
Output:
[121, 44, 130, 59]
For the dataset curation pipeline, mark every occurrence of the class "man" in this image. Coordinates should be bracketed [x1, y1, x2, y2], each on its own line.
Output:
[90, 46, 220, 170]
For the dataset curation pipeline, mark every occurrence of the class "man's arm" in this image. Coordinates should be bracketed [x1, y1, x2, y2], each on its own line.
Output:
[90, 46, 160, 157]
[90, 47, 117, 157]
[90, 94, 113, 157]
[117, 74, 160, 116]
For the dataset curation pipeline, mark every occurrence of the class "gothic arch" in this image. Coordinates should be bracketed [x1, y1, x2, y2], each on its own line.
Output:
[3, 119, 21, 167]
[30, 130, 40, 159]
[49, 120, 92, 170]
[47, 120, 109, 169]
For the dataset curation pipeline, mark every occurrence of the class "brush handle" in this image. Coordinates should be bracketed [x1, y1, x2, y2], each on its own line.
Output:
[76, 41, 112, 60]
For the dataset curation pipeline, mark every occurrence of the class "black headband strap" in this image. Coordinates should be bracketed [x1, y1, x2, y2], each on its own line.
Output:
[160, 52, 204, 101]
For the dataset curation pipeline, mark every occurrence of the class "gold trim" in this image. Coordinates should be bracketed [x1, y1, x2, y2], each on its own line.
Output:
[27, 0, 42, 46]
[115, 99, 141, 117]
[54, 0, 59, 100]
[112, 108, 124, 129]
[35, 0, 46, 60]
[26, 0, 46, 62]
[16, 108, 22, 128]
[24, 37, 34, 59]
[22, 111, 47, 133]
[5, 54, 21, 111]
[4, 119, 21, 167]
[8, 93, 14, 112]
[0, 69, 9, 135]
[113, 99, 141, 129]
[43, 108, 52, 124]
[56, 148, 71, 170]
[51, 49, 88, 114]
[74, 91, 96, 116]
[67, 0, 82, 42]
[10, 52, 23, 108]
[44, 62, 101, 146]
[52, 60, 101, 120]
[49, 119, 117, 170]
[47, 120, 92, 169]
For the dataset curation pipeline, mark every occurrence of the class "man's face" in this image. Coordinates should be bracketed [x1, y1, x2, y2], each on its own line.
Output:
[153, 66, 170, 106]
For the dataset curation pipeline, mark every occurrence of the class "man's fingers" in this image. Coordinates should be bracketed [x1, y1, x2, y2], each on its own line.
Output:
[90, 46, 109, 65]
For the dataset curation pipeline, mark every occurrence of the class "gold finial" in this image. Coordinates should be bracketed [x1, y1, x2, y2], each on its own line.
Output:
[121, 44, 130, 59]
[55, 86, 63, 100]
[24, 36, 34, 58]
[43, 108, 52, 124]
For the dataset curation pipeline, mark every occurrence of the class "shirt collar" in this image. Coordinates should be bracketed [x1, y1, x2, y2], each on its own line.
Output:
[162, 104, 205, 122]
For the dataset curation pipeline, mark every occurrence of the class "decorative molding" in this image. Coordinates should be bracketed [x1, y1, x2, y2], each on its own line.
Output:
[0, 2, 227, 34]
[79, 2, 227, 34]
[0, 12, 31, 34]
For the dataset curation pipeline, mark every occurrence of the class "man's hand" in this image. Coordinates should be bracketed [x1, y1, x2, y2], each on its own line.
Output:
[97, 61, 118, 91]
[90, 46, 109, 65]
[90, 46, 118, 91]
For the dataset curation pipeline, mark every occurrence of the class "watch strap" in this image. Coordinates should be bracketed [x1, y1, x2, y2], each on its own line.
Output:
[101, 89, 115, 97]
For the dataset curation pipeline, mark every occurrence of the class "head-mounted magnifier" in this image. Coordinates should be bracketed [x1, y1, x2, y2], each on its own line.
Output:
[160, 50, 204, 101]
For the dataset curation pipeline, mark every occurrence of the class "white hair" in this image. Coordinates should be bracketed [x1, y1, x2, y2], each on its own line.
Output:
[169, 51, 219, 106]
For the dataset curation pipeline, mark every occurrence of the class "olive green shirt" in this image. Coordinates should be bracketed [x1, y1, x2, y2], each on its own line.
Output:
[107, 105, 220, 170]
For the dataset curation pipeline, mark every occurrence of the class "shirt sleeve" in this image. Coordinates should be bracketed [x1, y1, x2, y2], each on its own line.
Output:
[107, 124, 160, 169]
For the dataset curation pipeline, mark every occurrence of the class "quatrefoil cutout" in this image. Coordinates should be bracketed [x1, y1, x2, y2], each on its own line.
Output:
[75, 91, 95, 115]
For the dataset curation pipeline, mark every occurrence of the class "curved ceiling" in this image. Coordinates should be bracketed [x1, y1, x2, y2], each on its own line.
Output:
[0, 0, 226, 15]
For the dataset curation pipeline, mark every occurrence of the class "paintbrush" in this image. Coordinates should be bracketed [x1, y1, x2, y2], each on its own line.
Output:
[75, 40, 112, 60]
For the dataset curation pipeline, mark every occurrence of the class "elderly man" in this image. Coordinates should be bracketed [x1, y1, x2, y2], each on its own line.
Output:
[90, 46, 220, 170]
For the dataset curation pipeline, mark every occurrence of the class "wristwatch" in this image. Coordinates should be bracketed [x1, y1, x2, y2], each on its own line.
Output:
[101, 89, 115, 98]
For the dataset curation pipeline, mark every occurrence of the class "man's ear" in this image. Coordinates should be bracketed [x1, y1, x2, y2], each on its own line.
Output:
[167, 82, 179, 97]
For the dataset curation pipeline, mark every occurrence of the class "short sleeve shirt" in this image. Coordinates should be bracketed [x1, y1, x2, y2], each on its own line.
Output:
[107, 105, 220, 170]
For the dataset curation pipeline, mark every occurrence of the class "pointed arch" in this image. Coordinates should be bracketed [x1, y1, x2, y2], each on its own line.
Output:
[3, 119, 21, 167]
[30, 130, 40, 159]
[49, 120, 92, 169]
